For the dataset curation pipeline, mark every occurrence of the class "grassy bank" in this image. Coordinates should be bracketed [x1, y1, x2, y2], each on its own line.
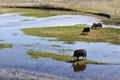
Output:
[0, 7, 57, 17]
[27, 49, 106, 64]
[0, 0, 120, 25]
[21, 25, 120, 44]
[0, 44, 13, 49]
[16, 9, 56, 18]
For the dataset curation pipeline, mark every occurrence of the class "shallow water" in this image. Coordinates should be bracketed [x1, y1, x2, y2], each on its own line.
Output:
[0, 13, 120, 80]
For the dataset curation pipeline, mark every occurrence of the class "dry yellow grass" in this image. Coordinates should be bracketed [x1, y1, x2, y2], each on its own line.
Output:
[0, 0, 119, 15]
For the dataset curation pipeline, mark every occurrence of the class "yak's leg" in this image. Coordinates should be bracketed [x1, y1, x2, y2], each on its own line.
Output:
[82, 56, 87, 60]
[91, 26, 93, 29]
[77, 57, 79, 60]
[95, 26, 97, 29]
[85, 56, 87, 60]
[82, 56, 84, 60]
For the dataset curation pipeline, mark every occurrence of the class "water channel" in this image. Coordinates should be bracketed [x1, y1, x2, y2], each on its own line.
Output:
[0, 13, 120, 80]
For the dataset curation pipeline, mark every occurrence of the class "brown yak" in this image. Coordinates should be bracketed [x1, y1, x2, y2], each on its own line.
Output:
[91, 23, 102, 29]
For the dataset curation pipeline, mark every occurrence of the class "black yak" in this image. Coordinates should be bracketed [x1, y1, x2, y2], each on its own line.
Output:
[73, 49, 87, 60]
[81, 27, 90, 34]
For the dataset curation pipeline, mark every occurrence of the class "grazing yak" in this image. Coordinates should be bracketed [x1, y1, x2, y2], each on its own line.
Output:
[91, 23, 102, 29]
[81, 27, 90, 35]
[73, 49, 87, 60]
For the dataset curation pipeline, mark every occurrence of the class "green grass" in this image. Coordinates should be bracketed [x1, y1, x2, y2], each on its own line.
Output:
[0, 44, 13, 49]
[0, 7, 56, 17]
[27, 49, 71, 62]
[17, 9, 56, 18]
[21, 25, 120, 44]
[27, 49, 107, 64]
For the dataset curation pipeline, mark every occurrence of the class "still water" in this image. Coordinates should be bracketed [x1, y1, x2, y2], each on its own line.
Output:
[0, 13, 120, 80]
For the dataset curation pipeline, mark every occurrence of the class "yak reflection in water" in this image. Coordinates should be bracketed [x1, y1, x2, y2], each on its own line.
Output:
[72, 62, 87, 72]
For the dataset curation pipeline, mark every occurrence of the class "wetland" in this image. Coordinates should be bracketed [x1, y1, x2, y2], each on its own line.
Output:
[0, 8, 120, 80]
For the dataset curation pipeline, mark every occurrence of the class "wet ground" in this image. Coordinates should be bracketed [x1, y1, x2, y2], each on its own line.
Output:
[0, 13, 120, 80]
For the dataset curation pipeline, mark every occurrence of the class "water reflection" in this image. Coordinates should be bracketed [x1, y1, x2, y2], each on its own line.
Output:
[27, 50, 87, 72]
[72, 62, 87, 72]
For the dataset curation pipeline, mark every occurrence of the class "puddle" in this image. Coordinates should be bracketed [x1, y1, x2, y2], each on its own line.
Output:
[0, 13, 120, 80]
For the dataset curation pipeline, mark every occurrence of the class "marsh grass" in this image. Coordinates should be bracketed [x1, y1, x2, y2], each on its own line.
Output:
[19, 9, 56, 17]
[27, 49, 71, 62]
[0, 44, 13, 49]
[27, 49, 107, 64]
[21, 25, 120, 44]
[0, 7, 56, 17]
